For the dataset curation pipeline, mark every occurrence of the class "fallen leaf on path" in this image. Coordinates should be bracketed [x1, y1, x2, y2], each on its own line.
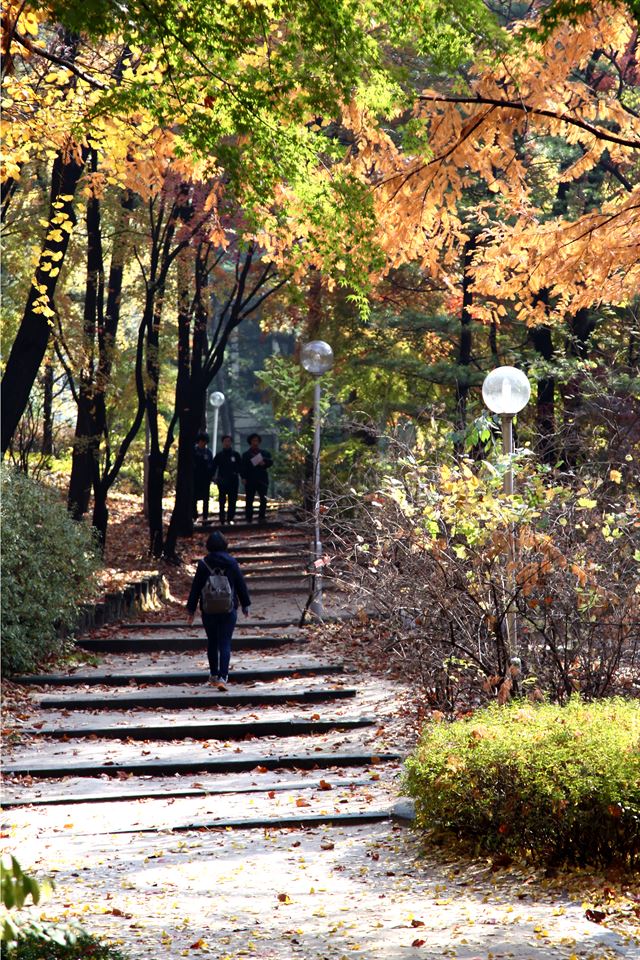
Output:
[585, 909, 606, 923]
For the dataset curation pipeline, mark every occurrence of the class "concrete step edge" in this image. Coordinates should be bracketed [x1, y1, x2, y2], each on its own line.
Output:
[11, 664, 345, 688]
[3, 751, 401, 779]
[30, 716, 376, 740]
[39, 688, 357, 710]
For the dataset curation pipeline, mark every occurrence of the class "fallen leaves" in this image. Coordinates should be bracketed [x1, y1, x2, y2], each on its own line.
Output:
[585, 908, 606, 923]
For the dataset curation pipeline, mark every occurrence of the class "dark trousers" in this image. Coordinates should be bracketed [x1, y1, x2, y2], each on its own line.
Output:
[193, 484, 210, 521]
[217, 480, 238, 523]
[245, 480, 268, 522]
[202, 609, 237, 679]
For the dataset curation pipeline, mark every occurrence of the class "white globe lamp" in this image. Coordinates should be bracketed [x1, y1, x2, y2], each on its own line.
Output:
[208, 390, 225, 452]
[301, 340, 334, 377]
[482, 366, 531, 415]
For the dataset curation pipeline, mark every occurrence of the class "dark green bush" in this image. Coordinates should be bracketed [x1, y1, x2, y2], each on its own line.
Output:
[404, 698, 640, 866]
[2, 932, 128, 959]
[1, 466, 100, 675]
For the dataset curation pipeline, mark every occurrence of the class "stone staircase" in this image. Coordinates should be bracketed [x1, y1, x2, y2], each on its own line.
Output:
[2, 518, 409, 837]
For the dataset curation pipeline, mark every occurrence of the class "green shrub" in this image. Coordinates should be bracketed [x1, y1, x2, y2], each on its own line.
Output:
[0, 466, 100, 675]
[2, 932, 129, 959]
[1, 855, 78, 953]
[404, 698, 640, 866]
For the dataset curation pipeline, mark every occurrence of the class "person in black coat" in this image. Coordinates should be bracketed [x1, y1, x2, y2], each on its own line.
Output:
[192, 431, 215, 523]
[240, 433, 273, 523]
[186, 532, 251, 690]
[211, 434, 241, 525]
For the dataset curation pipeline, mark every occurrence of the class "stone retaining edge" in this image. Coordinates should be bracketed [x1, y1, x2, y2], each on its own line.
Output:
[67, 573, 170, 640]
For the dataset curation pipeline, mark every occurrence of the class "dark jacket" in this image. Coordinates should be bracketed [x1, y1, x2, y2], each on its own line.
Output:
[240, 447, 273, 485]
[186, 550, 251, 614]
[212, 448, 241, 487]
[193, 445, 214, 496]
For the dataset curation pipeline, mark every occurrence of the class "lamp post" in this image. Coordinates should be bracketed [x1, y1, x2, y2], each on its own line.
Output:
[482, 366, 531, 660]
[301, 340, 334, 616]
[209, 390, 225, 453]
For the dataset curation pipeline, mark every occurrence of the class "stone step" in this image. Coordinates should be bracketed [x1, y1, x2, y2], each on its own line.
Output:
[30, 716, 375, 741]
[107, 809, 404, 835]
[227, 540, 309, 554]
[117, 618, 303, 630]
[38, 687, 357, 711]
[237, 555, 307, 566]
[76, 634, 307, 654]
[0, 774, 376, 808]
[193, 521, 290, 534]
[243, 571, 307, 581]
[11, 663, 344, 687]
[238, 555, 306, 576]
[247, 583, 312, 594]
[3, 751, 400, 779]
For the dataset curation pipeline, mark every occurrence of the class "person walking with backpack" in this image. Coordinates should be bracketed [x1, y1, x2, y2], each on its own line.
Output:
[211, 434, 241, 526]
[240, 433, 273, 524]
[186, 531, 251, 690]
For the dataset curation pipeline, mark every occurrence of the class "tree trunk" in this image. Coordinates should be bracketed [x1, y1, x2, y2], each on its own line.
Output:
[164, 246, 209, 558]
[92, 490, 109, 547]
[41, 357, 54, 455]
[528, 320, 556, 464]
[88, 189, 135, 546]
[1, 147, 88, 451]
[562, 307, 597, 465]
[68, 151, 103, 519]
[454, 235, 477, 449]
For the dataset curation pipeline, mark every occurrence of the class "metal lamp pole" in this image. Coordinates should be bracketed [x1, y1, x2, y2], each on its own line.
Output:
[482, 366, 531, 662]
[209, 390, 225, 453]
[301, 340, 334, 616]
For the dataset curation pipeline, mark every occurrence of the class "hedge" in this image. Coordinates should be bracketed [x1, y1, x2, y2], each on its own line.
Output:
[1, 466, 99, 675]
[404, 698, 640, 866]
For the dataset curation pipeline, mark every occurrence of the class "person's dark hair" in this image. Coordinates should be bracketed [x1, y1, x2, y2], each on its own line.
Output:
[196, 430, 209, 443]
[221, 434, 233, 442]
[247, 433, 261, 443]
[206, 531, 228, 552]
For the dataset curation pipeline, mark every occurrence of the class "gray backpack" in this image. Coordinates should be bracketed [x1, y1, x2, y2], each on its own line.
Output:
[201, 560, 234, 614]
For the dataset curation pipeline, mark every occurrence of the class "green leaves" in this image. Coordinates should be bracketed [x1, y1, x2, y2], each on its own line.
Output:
[0, 466, 100, 676]
[405, 698, 640, 866]
[1, 856, 51, 912]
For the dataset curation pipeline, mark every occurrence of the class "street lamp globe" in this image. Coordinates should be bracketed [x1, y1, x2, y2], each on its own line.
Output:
[209, 390, 225, 408]
[482, 366, 530, 415]
[301, 340, 334, 377]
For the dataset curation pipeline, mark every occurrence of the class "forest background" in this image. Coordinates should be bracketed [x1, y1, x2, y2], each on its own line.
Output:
[1, 0, 639, 699]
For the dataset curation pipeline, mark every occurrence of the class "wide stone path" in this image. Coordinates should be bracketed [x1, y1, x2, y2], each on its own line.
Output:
[2, 516, 637, 959]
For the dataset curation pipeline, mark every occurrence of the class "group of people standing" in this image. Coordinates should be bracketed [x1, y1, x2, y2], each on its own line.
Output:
[193, 432, 273, 526]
